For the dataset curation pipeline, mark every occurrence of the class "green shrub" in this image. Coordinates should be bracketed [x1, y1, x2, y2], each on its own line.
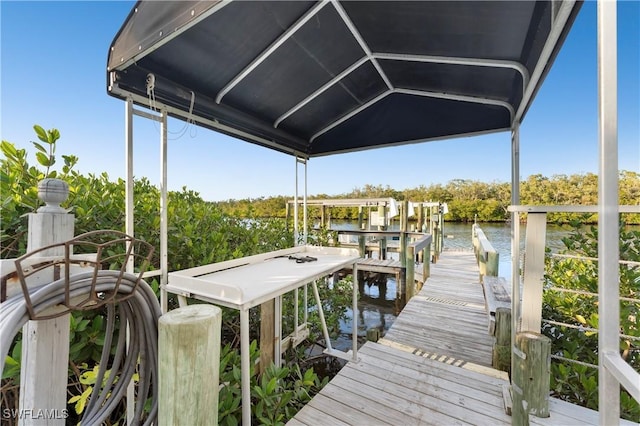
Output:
[542, 223, 639, 420]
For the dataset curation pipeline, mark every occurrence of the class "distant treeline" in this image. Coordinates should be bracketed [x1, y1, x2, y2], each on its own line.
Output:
[212, 171, 640, 224]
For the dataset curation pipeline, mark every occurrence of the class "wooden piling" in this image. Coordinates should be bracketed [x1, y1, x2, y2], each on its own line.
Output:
[377, 205, 387, 259]
[399, 201, 408, 267]
[492, 307, 511, 373]
[159, 304, 221, 426]
[260, 300, 275, 373]
[358, 206, 365, 257]
[512, 331, 551, 425]
[366, 328, 380, 342]
[406, 245, 415, 301]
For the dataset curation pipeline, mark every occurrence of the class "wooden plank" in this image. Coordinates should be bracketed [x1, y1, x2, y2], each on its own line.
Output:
[284, 418, 308, 426]
[530, 398, 639, 426]
[502, 384, 513, 416]
[336, 357, 510, 425]
[343, 350, 507, 410]
[289, 251, 634, 426]
[303, 392, 390, 425]
[291, 403, 350, 426]
[328, 375, 471, 425]
[361, 343, 508, 390]
[325, 378, 445, 425]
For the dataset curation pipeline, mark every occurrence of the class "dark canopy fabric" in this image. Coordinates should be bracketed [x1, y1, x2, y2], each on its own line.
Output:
[107, 1, 582, 157]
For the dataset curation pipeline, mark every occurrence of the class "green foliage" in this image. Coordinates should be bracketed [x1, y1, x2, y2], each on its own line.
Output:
[213, 172, 640, 224]
[542, 223, 639, 420]
[0, 128, 316, 425]
[218, 341, 327, 425]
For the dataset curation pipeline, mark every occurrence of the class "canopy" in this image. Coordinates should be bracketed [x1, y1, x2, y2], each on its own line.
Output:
[107, 1, 582, 158]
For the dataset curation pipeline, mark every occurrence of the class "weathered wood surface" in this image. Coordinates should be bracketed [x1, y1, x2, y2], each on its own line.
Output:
[382, 250, 494, 367]
[158, 304, 221, 426]
[288, 251, 637, 426]
[356, 258, 403, 274]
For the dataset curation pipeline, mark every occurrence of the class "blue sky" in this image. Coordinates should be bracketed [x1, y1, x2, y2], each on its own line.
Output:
[1, 1, 638, 202]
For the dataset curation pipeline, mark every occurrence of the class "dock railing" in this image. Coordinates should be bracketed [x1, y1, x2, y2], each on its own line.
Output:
[472, 223, 499, 281]
[333, 228, 432, 297]
[508, 205, 640, 422]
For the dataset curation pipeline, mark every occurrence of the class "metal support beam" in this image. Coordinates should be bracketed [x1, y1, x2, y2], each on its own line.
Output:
[125, 99, 135, 269]
[216, 1, 329, 104]
[332, 1, 393, 90]
[396, 88, 514, 121]
[510, 122, 521, 383]
[514, 1, 576, 123]
[310, 87, 513, 144]
[303, 158, 308, 245]
[160, 109, 168, 314]
[124, 98, 135, 425]
[373, 52, 529, 97]
[597, 1, 624, 424]
[511, 122, 520, 206]
[274, 56, 370, 128]
[294, 156, 299, 245]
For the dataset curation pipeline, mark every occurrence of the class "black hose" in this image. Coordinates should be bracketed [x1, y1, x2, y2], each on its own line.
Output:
[0, 271, 161, 425]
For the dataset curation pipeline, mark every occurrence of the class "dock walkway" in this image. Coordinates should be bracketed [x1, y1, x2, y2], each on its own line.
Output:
[288, 251, 636, 425]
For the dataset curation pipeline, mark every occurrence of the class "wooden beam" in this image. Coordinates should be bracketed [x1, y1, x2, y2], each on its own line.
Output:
[521, 213, 547, 332]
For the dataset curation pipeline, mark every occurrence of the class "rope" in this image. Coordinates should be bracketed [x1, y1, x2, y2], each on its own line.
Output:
[0, 270, 161, 425]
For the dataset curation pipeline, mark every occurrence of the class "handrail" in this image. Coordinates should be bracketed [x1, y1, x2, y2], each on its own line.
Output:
[406, 234, 433, 299]
[507, 204, 639, 213]
[409, 234, 432, 252]
[472, 224, 499, 279]
[331, 228, 433, 300]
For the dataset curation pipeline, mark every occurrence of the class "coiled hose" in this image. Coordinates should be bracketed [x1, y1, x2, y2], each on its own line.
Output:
[0, 270, 161, 425]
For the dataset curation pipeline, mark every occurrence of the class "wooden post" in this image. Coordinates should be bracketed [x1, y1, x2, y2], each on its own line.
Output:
[20, 179, 74, 426]
[378, 205, 387, 260]
[417, 203, 424, 232]
[259, 300, 275, 373]
[487, 251, 500, 277]
[358, 206, 365, 257]
[159, 304, 221, 426]
[512, 331, 551, 424]
[366, 328, 380, 342]
[399, 201, 408, 267]
[492, 307, 511, 373]
[285, 202, 290, 234]
[432, 225, 439, 262]
[406, 245, 415, 301]
[521, 213, 547, 332]
[422, 245, 430, 282]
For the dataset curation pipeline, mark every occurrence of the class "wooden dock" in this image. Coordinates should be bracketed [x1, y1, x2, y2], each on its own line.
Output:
[288, 251, 636, 426]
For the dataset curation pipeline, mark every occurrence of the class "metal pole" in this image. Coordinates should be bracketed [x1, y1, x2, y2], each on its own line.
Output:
[511, 122, 520, 206]
[294, 156, 299, 246]
[352, 263, 359, 361]
[125, 99, 135, 271]
[240, 309, 251, 426]
[160, 109, 168, 314]
[510, 122, 521, 382]
[124, 98, 135, 425]
[303, 158, 308, 245]
[597, 1, 620, 423]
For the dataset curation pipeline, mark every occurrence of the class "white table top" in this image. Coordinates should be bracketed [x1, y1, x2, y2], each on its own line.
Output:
[166, 246, 360, 310]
